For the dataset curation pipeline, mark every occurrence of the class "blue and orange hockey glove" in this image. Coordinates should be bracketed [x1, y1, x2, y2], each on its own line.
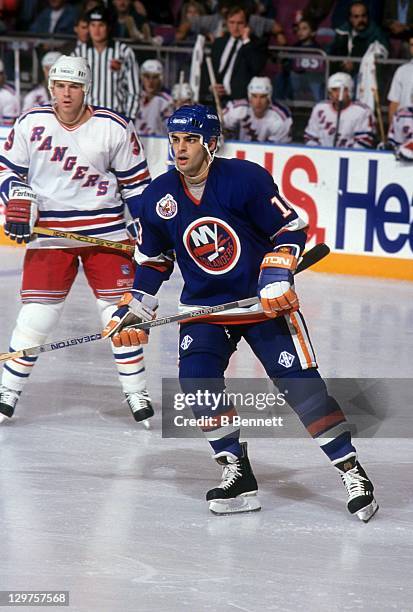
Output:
[102, 290, 158, 347]
[258, 248, 299, 317]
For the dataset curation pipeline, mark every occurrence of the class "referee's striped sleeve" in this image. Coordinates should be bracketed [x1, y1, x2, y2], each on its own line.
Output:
[122, 44, 140, 119]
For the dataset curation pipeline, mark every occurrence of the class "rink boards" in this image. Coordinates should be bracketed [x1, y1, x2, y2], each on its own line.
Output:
[0, 127, 412, 280]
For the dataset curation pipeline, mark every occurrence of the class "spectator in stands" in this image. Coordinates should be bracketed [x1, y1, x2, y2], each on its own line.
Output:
[30, 0, 78, 35]
[289, 18, 325, 101]
[222, 76, 292, 143]
[209, 5, 268, 105]
[73, 6, 140, 120]
[172, 82, 195, 109]
[0, 59, 19, 126]
[112, 0, 152, 41]
[133, 0, 173, 25]
[135, 59, 174, 136]
[175, 1, 207, 42]
[74, 12, 90, 44]
[383, 1, 413, 56]
[387, 105, 413, 151]
[22, 51, 62, 112]
[387, 35, 413, 123]
[329, 1, 389, 75]
[304, 71, 376, 147]
[176, 0, 286, 45]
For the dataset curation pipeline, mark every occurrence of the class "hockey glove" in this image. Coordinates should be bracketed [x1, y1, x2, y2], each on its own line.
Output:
[4, 186, 38, 244]
[258, 248, 299, 317]
[102, 290, 158, 348]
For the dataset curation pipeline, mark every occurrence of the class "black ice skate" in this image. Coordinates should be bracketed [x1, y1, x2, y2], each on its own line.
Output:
[334, 453, 379, 523]
[125, 391, 154, 429]
[206, 442, 261, 515]
[0, 386, 20, 424]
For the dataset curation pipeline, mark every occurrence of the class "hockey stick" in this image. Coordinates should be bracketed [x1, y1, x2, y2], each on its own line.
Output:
[33, 226, 135, 253]
[0, 243, 330, 363]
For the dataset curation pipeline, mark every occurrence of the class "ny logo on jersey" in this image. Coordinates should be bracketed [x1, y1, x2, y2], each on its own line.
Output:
[278, 351, 295, 368]
[180, 335, 193, 350]
[183, 216, 241, 275]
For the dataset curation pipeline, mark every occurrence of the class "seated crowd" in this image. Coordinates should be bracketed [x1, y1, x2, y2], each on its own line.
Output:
[0, 0, 413, 154]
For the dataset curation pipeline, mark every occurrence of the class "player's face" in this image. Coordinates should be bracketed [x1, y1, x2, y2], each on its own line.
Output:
[142, 73, 161, 95]
[89, 20, 109, 44]
[329, 86, 351, 108]
[52, 81, 85, 116]
[226, 11, 247, 38]
[250, 93, 270, 118]
[170, 133, 209, 177]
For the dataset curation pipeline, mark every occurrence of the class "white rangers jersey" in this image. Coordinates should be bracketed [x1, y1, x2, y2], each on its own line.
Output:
[22, 85, 49, 113]
[135, 91, 174, 136]
[304, 100, 376, 148]
[0, 84, 19, 126]
[222, 99, 292, 143]
[0, 104, 150, 249]
[388, 106, 413, 147]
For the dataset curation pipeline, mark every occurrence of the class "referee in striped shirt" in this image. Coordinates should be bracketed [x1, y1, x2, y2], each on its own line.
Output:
[73, 7, 140, 120]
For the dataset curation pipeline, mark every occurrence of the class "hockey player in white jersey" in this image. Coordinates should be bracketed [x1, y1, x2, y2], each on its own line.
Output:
[0, 59, 19, 126]
[222, 76, 292, 143]
[0, 56, 154, 426]
[135, 59, 174, 136]
[22, 51, 62, 112]
[387, 106, 413, 154]
[304, 72, 376, 148]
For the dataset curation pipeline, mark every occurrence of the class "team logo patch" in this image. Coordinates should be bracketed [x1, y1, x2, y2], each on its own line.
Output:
[183, 217, 241, 275]
[120, 264, 131, 276]
[156, 194, 178, 219]
[278, 351, 295, 368]
[180, 335, 193, 350]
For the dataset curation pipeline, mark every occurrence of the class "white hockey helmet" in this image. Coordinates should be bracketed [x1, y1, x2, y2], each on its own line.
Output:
[140, 59, 163, 78]
[172, 82, 194, 102]
[328, 72, 354, 95]
[41, 51, 62, 69]
[248, 76, 273, 100]
[48, 55, 92, 95]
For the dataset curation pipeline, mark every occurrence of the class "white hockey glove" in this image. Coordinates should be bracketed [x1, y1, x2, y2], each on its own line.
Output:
[258, 248, 299, 317]
[102, 290, 158, 347]
[4, 185, 38, 244]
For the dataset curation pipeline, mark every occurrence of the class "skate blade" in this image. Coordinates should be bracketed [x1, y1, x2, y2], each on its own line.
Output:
[357, 499, 379, 523]
[0, 413, 11, 425]
[141, 418, 151, 430]
[209, 492, 262, 515]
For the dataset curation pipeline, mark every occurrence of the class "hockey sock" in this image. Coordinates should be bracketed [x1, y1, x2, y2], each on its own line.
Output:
[97, 299, 147, 393]
[2, 302, 64, 392]
[276, 369, 357, 463]
[179, 352, 242, 457]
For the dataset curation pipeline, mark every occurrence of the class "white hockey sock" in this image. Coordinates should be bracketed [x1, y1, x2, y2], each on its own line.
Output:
[2, 302, 64, 392]
[97, 299, 147, 393]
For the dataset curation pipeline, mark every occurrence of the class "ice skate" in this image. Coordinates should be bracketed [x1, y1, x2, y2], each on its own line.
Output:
[334, 454, 379, 522]
[0, 386, 20, 424]
[206, 442, 261, 515]
[125, 391, 154, 429]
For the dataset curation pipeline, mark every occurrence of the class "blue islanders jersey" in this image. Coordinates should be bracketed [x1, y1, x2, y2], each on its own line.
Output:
[133, 157, 307, 323]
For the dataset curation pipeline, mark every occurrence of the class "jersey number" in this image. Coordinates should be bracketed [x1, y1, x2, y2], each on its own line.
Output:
[271, 193, 292, 218]
[4, 129, 15, 151]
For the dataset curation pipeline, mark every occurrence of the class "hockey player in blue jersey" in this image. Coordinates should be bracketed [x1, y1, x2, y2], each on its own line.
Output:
[102, 104, 378, 522]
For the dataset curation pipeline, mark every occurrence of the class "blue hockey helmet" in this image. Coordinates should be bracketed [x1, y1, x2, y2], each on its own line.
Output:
[167, 104, 221, 143]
